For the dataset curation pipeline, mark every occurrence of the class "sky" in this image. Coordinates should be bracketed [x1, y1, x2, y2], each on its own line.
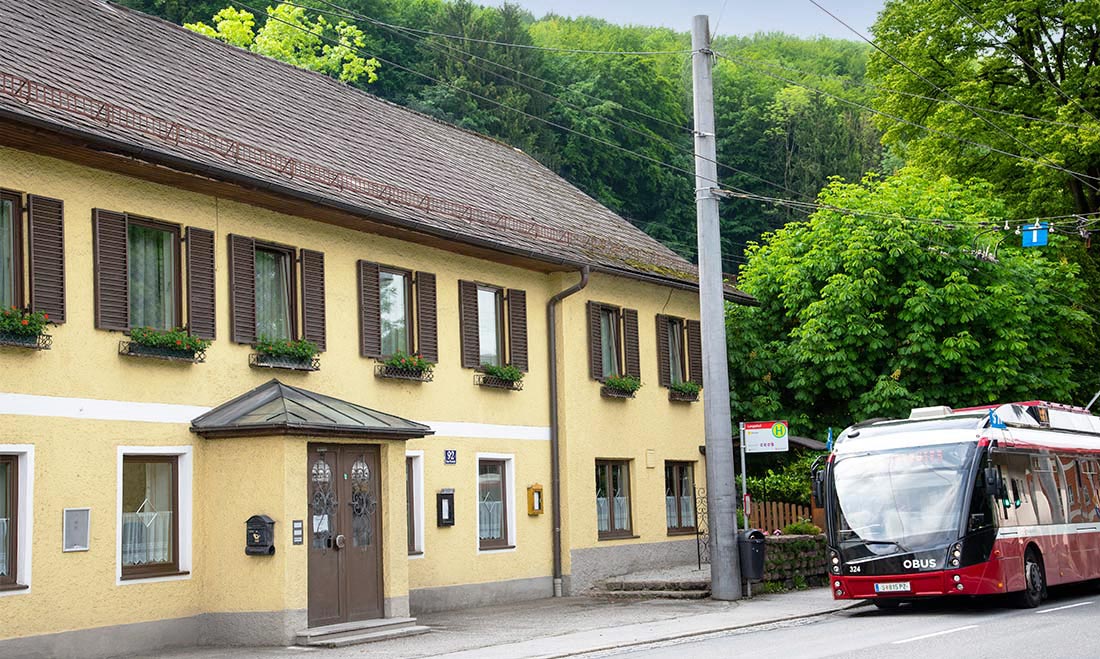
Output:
[491, 0, 887, 40]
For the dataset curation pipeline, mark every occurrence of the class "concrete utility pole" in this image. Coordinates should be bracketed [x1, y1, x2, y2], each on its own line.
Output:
[692, 14, 742, 600]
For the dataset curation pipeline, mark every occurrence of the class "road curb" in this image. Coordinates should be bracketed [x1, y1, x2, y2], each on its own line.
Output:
[541, 600, 868, 658]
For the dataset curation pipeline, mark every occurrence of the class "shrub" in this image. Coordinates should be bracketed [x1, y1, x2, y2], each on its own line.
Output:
[669, 380, 701, 395]
[604, 374, 642, 393]
[254, 335, 318, 360]
[782, 518, 822, 535]
[0, 307, 52, 336]
[130, 326, 211, 352]
[383, 351, 433, 373]
[482, 363, 524, 382]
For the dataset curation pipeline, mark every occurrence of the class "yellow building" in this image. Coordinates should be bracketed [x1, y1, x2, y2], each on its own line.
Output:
[0, 0, 752, 655]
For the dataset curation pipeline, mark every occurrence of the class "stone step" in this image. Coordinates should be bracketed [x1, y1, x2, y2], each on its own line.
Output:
[596, 589, 711, 600]
[295, 617, 428, 648]
[599, 579, 711, 591]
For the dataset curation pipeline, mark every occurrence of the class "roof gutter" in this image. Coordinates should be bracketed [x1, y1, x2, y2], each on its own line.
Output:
[547, 266, 589, 597]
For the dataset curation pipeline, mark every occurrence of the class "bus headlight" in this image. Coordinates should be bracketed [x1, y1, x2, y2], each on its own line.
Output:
[950, 542, 962, 567]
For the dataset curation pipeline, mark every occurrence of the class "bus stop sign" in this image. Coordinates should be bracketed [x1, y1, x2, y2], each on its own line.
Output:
[744, 420, 789, 453]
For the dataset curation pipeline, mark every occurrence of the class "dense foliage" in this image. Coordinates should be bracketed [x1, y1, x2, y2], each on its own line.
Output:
[727, 169, 1090, 437]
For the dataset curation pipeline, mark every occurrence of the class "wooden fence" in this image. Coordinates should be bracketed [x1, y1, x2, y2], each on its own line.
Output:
[747, 500, 814, 533]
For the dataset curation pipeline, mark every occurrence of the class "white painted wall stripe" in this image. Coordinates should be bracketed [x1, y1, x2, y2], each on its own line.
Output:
[0, 392, 551, 441]
[0, 392, 208, 424]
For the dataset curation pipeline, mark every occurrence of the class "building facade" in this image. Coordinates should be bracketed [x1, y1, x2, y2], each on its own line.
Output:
[0, 0, 752, 655]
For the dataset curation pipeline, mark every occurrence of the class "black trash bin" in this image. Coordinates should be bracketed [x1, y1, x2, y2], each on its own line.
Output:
[739, 529, 767, 582]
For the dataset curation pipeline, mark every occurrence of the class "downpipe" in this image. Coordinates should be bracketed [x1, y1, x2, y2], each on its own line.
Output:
[548, 267, 589, 597]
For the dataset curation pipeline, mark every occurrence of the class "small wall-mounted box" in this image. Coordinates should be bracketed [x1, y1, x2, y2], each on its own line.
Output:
[527, 484, 544, 515]
[245, 514, 276, 555]
[437, 489, 455, 526]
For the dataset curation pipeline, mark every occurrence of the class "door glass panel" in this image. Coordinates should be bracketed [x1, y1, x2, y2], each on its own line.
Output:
[311, 457, 336, 549]
[121, 460, 174, 567]
[379, 271, 409, 356]
[128, 223, 176, 329]
[0, 199, 13, 309]
[350, 457, 376, 547]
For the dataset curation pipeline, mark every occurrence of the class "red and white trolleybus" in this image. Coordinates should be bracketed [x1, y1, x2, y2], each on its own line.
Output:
[814, 401, 1100, 608]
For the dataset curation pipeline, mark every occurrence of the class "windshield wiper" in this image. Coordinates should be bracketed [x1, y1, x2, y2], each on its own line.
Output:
[863, 540, 909, 552]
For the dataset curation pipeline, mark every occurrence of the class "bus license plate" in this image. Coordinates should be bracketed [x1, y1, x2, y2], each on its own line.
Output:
[874, 582, 911, 593]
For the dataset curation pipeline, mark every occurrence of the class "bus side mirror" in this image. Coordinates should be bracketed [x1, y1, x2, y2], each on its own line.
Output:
[810, 456, 825, 507]
[984, 466, 1007, 500]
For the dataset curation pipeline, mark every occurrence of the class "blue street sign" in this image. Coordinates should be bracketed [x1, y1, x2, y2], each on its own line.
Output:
[1022, 222, 1049, 247]
[444, 449, 457, 465]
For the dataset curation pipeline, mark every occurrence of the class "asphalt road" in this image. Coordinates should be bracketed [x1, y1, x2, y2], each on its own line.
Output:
[590, 582, 1100, 659]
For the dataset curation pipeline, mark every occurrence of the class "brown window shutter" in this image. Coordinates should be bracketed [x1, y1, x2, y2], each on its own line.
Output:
[458, 280, 479, 368]
[185, 227, 215, 339]
[416, 271, 438, 363]
[228, 234, 256, 344]
[27, 195, 65, 323]
[655, 314, 671, 387]
[300, 249, 326, 351]
[507, 288, 528, 371]
[358, 260, 381, 358]
[587, 301, 602, 380]
[92, 208, 129, 331]
[622, 308, 640, 379]
[686, 319, 703, 386]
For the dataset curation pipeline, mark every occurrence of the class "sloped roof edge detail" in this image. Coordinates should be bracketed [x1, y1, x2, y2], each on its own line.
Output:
[190, 379, 434, 440]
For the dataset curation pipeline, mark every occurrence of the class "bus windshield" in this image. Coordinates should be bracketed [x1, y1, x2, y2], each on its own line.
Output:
[832, 442, 976, 556]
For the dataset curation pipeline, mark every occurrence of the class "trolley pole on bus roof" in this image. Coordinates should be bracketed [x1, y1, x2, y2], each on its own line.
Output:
[692, 14, 742, 600]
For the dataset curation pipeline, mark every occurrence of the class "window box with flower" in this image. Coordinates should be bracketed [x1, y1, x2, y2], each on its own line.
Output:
[249, 336, 320, 371]
[0, 307, 53, 350]
[120, 327, 210, 363]
[475, 363, 524, 391]
[375, 351, 434, 382]
[601, 374, 641, 399]
[668, 380, 701, 403]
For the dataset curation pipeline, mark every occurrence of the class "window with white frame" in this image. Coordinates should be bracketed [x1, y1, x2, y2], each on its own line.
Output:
[405, 451, 424, 556]
[0, 446, 32, 594]
[118, 447, 191, 583]
[477, 454, 515, 551]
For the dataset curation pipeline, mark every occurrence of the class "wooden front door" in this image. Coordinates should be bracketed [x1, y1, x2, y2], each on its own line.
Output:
[307, 444, 384, 627]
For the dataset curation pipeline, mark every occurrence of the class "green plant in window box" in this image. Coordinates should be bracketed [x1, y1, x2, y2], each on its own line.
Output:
[382, 351, 434, 374]
[669, 380, 701, 396]
[481, 363, 524, 382]
[604, 374, 642, 394]
[130, 326, 211, 353]
[0, 306, 52, 336]
[254, 335, 319, 360]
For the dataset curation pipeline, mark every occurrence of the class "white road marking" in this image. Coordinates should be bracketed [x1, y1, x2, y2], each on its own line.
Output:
[891, 625, 978, 645]
[1035, 601, 1093, 614]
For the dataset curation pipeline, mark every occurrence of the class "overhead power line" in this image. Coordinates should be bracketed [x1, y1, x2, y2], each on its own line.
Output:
[714, 50, 1100, 186]
[946, 0, 1100, 124]
[717, 50, 1093, 131]
[807, 0, 1100, 194]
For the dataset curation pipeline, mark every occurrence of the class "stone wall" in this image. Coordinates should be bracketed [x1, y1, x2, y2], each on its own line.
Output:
[760, 534, 827, 588]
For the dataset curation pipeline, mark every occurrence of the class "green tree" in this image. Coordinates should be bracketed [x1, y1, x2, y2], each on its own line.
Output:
[869, 0, 1100, 401]
[185, 4, 380, 83]
[728, 169, 1090, 436]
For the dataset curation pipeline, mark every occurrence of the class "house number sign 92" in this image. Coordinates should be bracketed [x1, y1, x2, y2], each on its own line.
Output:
[444, 449, 457, 465]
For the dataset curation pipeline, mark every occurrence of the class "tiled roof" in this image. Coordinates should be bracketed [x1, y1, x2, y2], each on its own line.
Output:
[0, 0, 751, 303]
